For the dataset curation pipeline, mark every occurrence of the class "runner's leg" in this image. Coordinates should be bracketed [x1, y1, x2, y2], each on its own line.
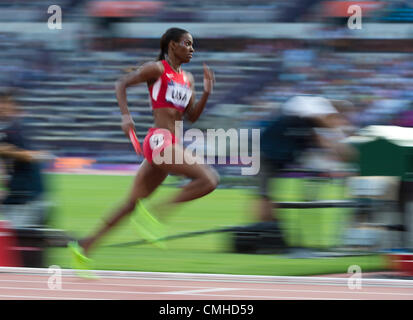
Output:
[151, 143, 219, 220]
[80, 160, 167, 254]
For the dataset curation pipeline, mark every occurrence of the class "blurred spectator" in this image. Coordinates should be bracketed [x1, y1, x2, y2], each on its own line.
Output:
[0, 90, 51, 228]
[256, 96, 356, 223]
[276, 0, 324, 22]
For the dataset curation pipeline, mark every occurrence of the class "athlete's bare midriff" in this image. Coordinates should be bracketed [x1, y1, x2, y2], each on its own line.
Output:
[153, 107, 184, 134]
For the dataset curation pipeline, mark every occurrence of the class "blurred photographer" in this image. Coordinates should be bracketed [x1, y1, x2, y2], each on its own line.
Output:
[0, 90, 51, 228]
[257, 96, 357, 223]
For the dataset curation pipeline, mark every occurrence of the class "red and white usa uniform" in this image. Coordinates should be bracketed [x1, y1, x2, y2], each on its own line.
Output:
[143, 60, 192, 163]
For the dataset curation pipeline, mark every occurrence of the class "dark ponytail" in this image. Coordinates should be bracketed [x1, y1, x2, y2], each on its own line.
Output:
[157, 27, 189, 61]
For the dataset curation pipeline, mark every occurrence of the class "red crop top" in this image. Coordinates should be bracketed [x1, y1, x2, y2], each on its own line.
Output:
[148, 60, 193, 112]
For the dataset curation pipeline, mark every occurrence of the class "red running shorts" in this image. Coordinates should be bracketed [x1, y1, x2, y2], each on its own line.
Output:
[143, 128, 177, 164]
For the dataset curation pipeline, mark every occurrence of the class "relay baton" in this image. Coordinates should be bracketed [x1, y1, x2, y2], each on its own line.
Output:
[129, 128, 143, 155]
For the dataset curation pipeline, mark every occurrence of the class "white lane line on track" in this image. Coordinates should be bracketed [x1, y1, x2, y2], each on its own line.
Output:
[161, 288, 238, 295]
[0, 279, 244, 293]
[159, 292, 356, 300]
[1, 277, 413, 293]
[0, 286, 160, 296]
[0, 287, 386, 300]
[1, 267, 413, 288]
[156, 287, 413, 297]
[0, 288, 355, 300]
[0, 284, 412, 297]
[0, 278, 217, 290]
[0, 291, 350, 300]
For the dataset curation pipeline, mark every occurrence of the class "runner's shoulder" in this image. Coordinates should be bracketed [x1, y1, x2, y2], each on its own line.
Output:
[140, 61, 164, 78]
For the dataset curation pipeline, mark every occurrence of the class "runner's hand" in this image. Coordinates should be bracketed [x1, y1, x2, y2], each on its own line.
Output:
[203, 63, 215, 94]
[121, 114, 136, 137]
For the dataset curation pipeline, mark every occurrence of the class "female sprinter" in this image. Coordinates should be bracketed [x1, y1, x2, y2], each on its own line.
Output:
[69, 28, 218, 268]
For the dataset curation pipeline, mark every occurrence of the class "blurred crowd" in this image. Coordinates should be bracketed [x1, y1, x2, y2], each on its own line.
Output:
[239, 48, 413, 130]
[0, 37, 412, 162]
[0, 0, 412, 22]
[0, 0, 411, 161]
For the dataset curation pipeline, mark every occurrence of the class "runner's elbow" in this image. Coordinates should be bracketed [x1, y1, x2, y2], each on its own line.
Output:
[186, 112, 198, 123]
[115, 79, 126, 91]
[206, 170, 220, 192]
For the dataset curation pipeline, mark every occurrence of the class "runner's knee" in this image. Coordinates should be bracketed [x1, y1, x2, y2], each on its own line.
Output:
[211, 168, 220, 185]
[203, 169, 219, 193]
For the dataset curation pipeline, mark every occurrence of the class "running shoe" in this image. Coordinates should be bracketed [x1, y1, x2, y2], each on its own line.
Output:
[67, 241, 99, 279]
[131, 202, 167, 249]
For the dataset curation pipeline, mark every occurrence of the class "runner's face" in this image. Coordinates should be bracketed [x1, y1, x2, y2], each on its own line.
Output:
[173, 33, 194, 63]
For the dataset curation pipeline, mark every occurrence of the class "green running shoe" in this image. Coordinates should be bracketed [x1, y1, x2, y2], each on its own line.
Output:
[131, 202, 167, 249]
[67, 241, 99, 279]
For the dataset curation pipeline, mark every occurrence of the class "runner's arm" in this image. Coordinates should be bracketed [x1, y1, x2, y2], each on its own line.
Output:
[115, 61, 163, 136]
[185, 64, 214, 123]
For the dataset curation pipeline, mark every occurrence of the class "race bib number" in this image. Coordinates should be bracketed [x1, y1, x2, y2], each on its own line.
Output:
[165, 82, 192, 108]
[150, 133, 165, 150]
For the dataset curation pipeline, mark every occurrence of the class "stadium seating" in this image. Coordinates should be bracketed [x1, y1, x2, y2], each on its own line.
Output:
[0, 1, 412, 165]
[1, 34, 411, 164]
[1, 0, 411, 23]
